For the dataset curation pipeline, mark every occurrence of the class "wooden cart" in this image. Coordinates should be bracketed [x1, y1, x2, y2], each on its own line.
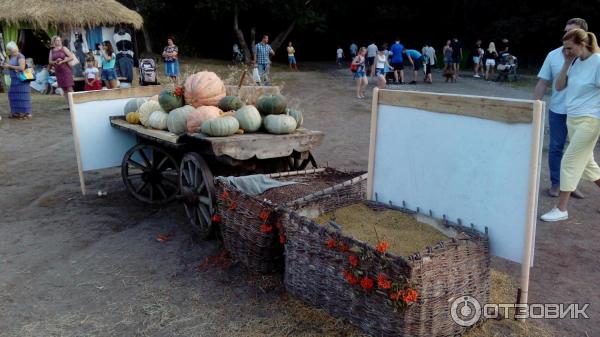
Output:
[110, 116, 324, 238]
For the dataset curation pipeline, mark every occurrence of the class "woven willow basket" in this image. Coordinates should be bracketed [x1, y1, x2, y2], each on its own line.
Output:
[215, 168, 367, 274]
[282, 200, 490, 337]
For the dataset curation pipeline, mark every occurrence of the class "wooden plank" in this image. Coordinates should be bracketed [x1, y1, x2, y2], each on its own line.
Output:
[181, 129, 324, 160]
[110, 118, 180, 144]
[71, 86, 162, 104]
[367, 87, 380, 200]
[378, 89, 535, 124]
[68, 91, 86, 195]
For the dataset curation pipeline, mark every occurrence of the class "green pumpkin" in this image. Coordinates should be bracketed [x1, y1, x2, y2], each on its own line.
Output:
[201, 116, 240, 137]
[218, 95, 244, 112]
[123, 97, 147, 115]
[264, 114, 297, 134]
[256, 94, 287, 115]
[234, 105, 262, 132]
[167, 105, 195, 135]
[285, 108, 303, 128]
[158, 88, 184, 112]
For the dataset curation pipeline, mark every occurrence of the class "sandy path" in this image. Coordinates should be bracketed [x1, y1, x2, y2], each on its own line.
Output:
[0, 65, 598, 336]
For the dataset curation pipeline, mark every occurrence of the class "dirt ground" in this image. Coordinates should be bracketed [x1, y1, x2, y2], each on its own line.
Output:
[0, 60, 598, 337]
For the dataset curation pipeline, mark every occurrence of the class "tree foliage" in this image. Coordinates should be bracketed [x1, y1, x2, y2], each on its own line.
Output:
[118, 0, 600, 66]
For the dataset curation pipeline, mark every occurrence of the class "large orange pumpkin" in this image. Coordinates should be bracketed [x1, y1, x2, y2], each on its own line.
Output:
[186, 106, 222, 133]
[184, 71, 226, 107]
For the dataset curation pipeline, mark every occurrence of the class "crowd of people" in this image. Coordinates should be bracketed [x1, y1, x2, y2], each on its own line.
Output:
[346, 36, 518, 96]
[1, 34, 181, 120]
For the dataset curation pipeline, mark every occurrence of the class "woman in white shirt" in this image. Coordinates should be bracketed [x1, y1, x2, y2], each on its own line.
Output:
[372, 48, 393, 89]
[541, 29, 600, 221]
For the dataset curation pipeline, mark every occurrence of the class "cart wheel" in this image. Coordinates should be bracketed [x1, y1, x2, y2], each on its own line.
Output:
[288, 152, 318, 171]
[122, 144, 180, 204]
[179, 153, 215, 239]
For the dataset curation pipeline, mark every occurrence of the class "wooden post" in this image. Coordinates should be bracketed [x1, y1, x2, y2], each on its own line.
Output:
[518, 99, 545, 317]
[366, 87, 380, 200]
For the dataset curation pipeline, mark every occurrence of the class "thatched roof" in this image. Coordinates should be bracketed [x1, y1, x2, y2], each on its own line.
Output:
[0, 0, 144, 30]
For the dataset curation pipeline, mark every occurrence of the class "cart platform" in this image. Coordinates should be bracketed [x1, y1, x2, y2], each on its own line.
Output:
[110, 116, 324, 160]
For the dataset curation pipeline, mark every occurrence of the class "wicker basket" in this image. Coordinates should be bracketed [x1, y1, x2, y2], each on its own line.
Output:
[215, 168, 367, 274]
[282, 200, 490, 337]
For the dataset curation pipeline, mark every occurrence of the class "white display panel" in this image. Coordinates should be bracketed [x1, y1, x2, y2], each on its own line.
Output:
[367, 90, 544, 265]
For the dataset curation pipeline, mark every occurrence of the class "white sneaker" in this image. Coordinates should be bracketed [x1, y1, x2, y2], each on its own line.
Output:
[474, 74, 481, 78]
[540, 207, 568, 222]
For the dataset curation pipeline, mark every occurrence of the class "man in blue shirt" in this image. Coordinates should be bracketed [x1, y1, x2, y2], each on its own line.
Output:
[253, 34, 275, 85]
[534, 18, 587, 199]
[390, 39, 404, 84]
[403, 49, 423, 84]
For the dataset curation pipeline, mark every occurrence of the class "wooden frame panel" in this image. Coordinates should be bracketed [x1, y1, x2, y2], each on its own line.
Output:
[378, 89, 534, 124]
[367, 88, 545, 307]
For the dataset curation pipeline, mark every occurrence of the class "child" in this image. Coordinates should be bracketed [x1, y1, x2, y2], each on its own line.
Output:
[336, 45, 344, 68]
[83, 58, 101, 91]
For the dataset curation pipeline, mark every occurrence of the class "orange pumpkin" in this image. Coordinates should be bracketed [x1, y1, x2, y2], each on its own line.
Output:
[186, 106, 222, 133]
[184, 71, 226, 107]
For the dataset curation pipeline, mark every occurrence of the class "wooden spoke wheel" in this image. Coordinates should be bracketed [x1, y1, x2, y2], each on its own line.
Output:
[179, 153, 216, 239]
[121, 144, 180, 204]
[288, 151, 318, 171]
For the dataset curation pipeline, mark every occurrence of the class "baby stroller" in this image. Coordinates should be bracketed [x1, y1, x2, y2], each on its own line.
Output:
[139, 58, 159, 86]
[495, 53, 518, 82]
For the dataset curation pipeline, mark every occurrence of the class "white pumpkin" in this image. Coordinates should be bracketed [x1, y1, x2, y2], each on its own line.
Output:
[138, 101, 163, 127]
[148, 110, 169, 130]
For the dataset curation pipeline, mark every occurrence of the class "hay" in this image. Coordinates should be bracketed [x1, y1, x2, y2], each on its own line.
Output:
[0, 0, 143, 30]
[464, 269, 556, 337]
[314, 203, 448, 257]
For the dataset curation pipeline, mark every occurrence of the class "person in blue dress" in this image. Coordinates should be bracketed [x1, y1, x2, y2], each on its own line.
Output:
[2, 42, 32, 119]
[162, 36, 180, 82]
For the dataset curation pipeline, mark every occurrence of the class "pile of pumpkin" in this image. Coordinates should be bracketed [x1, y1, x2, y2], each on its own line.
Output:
[123, 71, 303, 137]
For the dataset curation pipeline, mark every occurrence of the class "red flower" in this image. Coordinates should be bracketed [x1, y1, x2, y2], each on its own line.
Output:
[338, 242, 349, 252]
[260, 223, 273, 233]
[228, 201, 237, 210]
[389, 290, 403, 301]
[348, 254, 359, 267]
[403, 288, 418, 303]
[279, 233, 286, 244]
[174, 86, 184, 96]
[360, 276, 374, 290]
[326, 239, 337, 249]
[218, 191, 230, 200]
[343, 270, 358, 285]
[377, 274, 392, 290]
[259, 210, 269, 221]
[376, 241, 390, 254]
[211, 214, 222, 223]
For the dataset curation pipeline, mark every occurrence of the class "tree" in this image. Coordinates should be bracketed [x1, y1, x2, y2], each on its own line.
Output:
[197, 0, 325, 63]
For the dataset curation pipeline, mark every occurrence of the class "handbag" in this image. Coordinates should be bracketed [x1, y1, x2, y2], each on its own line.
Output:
[17, 66, 35, 82]
[68, 56, 80, 67]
